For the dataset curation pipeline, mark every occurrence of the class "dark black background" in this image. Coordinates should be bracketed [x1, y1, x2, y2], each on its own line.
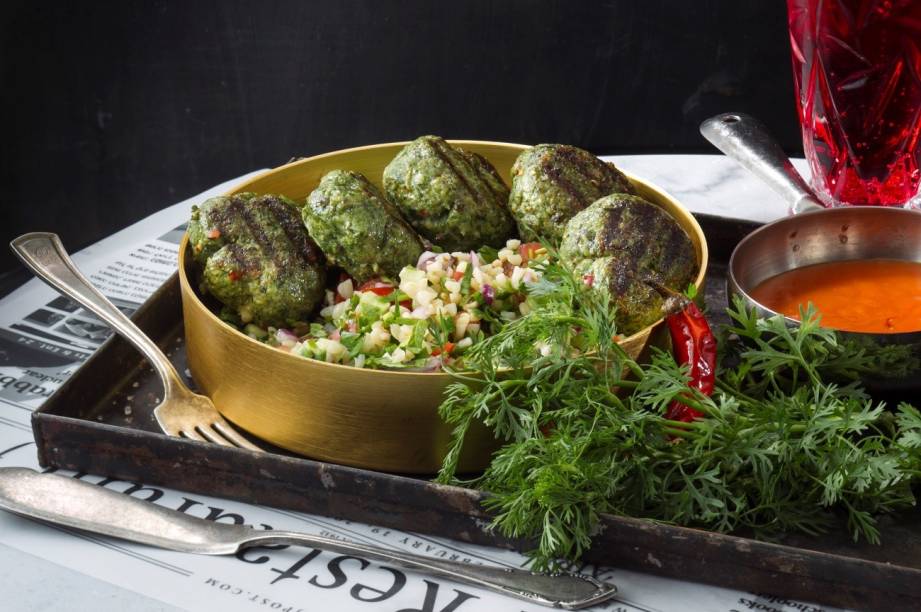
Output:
[0, 1, 802, 290]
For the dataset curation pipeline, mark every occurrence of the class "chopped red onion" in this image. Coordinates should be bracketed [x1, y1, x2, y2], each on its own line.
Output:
[417, 251, 438, 268]
[403, 357, 443, 373]
[275, 328, 299, 345]
[423, 356, 444, 371]
[469, 251, 480, 269]
[482, 284, 495, 305]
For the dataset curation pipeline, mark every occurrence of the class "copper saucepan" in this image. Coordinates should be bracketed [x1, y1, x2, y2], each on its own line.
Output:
[701, 112, 921, 393]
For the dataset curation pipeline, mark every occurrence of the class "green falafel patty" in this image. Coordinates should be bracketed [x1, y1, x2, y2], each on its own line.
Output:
[560, 193, 697, 334]
[382, 135, 516, 251]
[304, 170, 424, 282]
[189, 193, 326, 327]
[508, 144, 635, 243]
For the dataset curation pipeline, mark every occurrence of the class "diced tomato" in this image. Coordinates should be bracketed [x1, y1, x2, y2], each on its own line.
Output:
[228, 270, 242, 282]
[431, 342, 455, 357]
[357, 279, 395, 297]
[400, 299, 413, 309]
[452, 270, 465, 281]
[519, 242, 543, 264]
[206, 228, 221, 239]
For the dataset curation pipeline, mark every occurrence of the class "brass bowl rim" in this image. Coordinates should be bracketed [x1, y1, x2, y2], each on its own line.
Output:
[177, 140, 710, 379]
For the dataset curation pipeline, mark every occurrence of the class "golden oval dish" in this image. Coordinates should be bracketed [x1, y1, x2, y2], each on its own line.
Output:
[178, 141, 709, 473]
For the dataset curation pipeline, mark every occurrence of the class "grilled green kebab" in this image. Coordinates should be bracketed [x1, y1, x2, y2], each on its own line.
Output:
[188, 193, 326, 328]
[303, 170, 424, 283]
[560, 193, 698, 335]
[508, 143, 635, 244]
[383, 135, 516, 251]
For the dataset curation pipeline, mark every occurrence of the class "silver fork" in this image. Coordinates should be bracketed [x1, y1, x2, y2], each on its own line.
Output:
[10, 232, 262, 452]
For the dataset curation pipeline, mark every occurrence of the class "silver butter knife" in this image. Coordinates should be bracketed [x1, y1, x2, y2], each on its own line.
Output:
[0, 467, 616, 609]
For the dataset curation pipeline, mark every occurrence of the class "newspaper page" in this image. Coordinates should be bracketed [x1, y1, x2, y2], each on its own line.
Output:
[0, 164, 842, 612]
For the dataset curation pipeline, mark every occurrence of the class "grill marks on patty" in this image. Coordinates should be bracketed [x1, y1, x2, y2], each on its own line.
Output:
[230, 196, 280, 269]
[597, 205, 661, 297]
[541, 156, 585, 213]
[262, 196, 322, 265]
[210, 194, 320, 274]
[466, 151, 509, 203]
[428, 137, 483, 205]
[192, 192, 327, 327]
[595, 197, 689, 276]
[425, 139, 514, 241]
[225, 243, 258, 275]
[383, 136, 514, 251]
[509, 144, 636, 243]
[559, 193, 698, 333]
[548, 145, 603, 209]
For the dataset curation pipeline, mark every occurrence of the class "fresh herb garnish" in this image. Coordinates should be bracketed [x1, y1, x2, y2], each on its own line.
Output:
[459, 262, 474, 295]
[437, 261, 921, 572]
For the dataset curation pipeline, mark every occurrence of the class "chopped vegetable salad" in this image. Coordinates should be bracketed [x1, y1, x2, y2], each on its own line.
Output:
[245, 240, 547, 370]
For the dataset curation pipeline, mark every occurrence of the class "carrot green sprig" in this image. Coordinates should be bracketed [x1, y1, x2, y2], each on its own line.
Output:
[436, 260, 921, 572]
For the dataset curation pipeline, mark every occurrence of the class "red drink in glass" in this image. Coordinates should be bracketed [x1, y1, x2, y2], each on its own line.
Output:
[787, 0, 921, 207]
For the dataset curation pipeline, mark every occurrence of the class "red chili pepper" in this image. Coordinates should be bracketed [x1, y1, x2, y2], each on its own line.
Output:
[664, 299, 716, 422]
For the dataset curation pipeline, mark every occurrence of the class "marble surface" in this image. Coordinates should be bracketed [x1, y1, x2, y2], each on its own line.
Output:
[0, 154, 812, 611]
[607, 154, 810, 223]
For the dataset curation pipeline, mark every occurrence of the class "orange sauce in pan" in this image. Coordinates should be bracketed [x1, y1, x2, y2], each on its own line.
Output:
[749, 259, 921, 333]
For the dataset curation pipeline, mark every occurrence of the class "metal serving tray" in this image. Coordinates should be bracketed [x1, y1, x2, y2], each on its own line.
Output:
[31, 214, 921, 610]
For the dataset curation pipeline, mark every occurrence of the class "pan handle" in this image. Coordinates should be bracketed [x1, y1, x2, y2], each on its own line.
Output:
[700, 113, 825, 215]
